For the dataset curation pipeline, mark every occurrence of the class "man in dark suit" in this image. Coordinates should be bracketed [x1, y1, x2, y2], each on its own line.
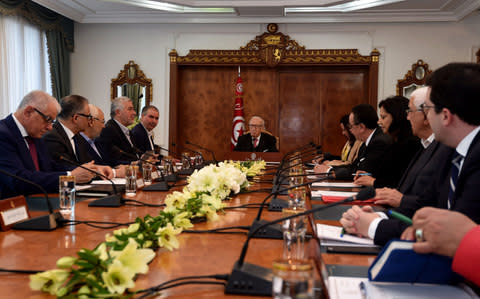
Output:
[78, 105, 126, 177]
[341, 63, 480, 245]
[0, 91, 101, 198]
[315, 104, 393, 179]
[131, 105, 159, 154]
[43, 95, 94, 167]
[233, 116, 278, 152]
[96, 96, 138, 165]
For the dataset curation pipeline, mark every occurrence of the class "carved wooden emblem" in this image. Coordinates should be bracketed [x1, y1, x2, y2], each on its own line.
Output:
[240, 23, 305, 67]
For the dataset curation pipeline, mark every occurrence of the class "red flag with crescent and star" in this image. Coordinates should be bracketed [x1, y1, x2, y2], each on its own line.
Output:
[231, 67, 246, 150]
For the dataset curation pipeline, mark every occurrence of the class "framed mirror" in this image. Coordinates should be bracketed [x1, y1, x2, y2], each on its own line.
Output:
[396, 59, 432, 98]
[111, 60, 152, 117]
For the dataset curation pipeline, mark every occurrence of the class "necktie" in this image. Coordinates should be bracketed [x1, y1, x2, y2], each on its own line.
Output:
[88, 138, 102, 158]
[448, 151, 463, 209]
[25, 136, 40, 171]
[253, 137, 258, 148]
[73, 135, 80, 161]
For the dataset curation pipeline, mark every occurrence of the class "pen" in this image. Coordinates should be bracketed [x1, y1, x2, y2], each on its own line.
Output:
[359, 281, 367, 299]
[340, 227, 345, 237]
[387, 210, 413, 225]
[352, 173, 372, 176]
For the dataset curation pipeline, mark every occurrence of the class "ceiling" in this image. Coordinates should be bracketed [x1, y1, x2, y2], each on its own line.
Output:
[33, 0, 480, 23]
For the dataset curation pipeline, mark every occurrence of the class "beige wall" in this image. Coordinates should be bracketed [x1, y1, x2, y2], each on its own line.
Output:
[71, 16, 480, 148]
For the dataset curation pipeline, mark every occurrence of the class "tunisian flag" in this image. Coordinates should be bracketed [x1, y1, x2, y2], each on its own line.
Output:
[231, 67, 246, 150]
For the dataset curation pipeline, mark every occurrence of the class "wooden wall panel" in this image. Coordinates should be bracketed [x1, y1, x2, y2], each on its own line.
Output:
[174, 66, 369, 160]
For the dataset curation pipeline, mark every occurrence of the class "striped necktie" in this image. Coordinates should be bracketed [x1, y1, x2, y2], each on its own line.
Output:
[448, 151, 463, 209]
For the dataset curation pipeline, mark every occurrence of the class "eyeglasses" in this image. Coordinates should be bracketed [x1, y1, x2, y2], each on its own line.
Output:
[93, 117, 105, 124]
[249, 124, 263, 129]
[76, 113, 92, 120]
[33, 108, 55, 125]
[419, 103, 436, 112]
[406, 108, 423, 114]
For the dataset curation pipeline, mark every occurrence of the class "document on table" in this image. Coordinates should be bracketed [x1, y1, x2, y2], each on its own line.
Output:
[311, 190, 357, 198]
[327, 277, 478, 299]
[90, 178, 126, 185]
[316, 223, 374, 245]
[312, 182, 360, 188]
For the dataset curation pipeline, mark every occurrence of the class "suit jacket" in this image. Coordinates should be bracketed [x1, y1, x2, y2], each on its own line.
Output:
[43, 121, 93, 167]
[333, 128, 393, 179]
[96, 119, 138, 165]
[234, 132, 278, 152]
[372, 134, 422, 188]
[0, 115, 69, 198]
[74, 133, 112, 166]
[131, 123, 156, 154]
[374, 131, 480, 245]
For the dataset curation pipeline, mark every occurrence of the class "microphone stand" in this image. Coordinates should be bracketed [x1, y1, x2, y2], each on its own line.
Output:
[186, 140, 218, 165]
[0, 168, 64, 230]
[115, 147, 171, 192]
[250, 175, 333, 239]
[55, 154, 123, 207]
[225, 187, 375, 296]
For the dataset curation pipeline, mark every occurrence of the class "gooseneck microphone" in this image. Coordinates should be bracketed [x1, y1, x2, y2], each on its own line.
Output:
[225, 186, 376, 296]
[186, 140, 217, 164]
[249, 174, 334, 239]
[54, 153, 123, 207]
[0, 168, 64, 230]
[113, 146, 170, 191]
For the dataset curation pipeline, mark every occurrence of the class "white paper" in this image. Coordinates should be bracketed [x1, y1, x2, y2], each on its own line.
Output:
[312, 182, 360, 188]
[311, 190, 357, 198]
[316, 223, 374, 245]
[90, 178, 126, 185]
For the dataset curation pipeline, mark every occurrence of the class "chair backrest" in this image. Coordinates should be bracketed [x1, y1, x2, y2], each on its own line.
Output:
[261, 130, 279, 151]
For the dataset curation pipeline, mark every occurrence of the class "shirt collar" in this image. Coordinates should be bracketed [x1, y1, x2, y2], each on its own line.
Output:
[80, 132, 93, 143]
[365, 128, 377, 146]
[59, 121, 75, 140]
[421, 133, 435, 149]
[456, 126, 480, 158]
[141, 123, 153, 137]
[12, 114, 29, 138]
[114, 119, 130, 135]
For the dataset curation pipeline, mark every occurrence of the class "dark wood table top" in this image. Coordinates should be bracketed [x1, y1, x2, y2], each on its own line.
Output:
[0, 178, 374, 298]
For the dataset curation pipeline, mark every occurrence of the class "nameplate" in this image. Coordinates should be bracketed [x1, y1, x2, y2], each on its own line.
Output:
[0, 196, 30, 231]
[137, 178, 145, 188]
[152, 171, 159, 180]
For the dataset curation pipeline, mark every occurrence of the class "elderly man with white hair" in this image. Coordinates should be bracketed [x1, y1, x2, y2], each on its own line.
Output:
[234, 116, 278, 152]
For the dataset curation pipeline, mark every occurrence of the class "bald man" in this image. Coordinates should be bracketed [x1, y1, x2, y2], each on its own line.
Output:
[234, 116, 278, 152]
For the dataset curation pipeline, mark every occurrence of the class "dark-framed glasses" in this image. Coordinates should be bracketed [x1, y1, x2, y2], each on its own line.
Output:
[406, 108, 423, 114]
[249, 124, 263, 129]
[33, 108, 55, 124]
[93, 117, 105, 124]
[419, 103, 435, 112]
[76, 113, 93, 120]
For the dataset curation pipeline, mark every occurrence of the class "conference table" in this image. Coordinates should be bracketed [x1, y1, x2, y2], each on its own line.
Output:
[0, 167, 375, 298]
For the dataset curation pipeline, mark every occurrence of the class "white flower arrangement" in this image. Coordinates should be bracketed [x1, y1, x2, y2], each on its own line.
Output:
[29, 160, 265, 297]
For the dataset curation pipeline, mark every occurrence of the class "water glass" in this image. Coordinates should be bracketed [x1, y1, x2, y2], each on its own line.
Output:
[125, 165, 137, 197]
[282, 207, 307, 260]
[272, 259, 314, 299]
[194, 154, 204, 166]
[59, 175, 75, 217]
[181, 152, 191, 169]
[142, 162, 153, 185]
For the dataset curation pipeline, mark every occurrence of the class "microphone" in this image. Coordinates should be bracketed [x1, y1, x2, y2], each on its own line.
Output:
[113, 147, 170, 191]
[186, 140, 217, 164]
[54, 153, 123, 207]
[0, 168, 64, 230]
[250, 174, 334, 239]
[225, 186, 376, 296]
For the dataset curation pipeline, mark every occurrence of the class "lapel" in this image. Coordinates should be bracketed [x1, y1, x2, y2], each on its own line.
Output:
[109, 119, 132, 150]
[5, 115, 37, 171]
[53, 121, 76, 159]
[398, 141, 439, 191]
[453, 129, 480, 203]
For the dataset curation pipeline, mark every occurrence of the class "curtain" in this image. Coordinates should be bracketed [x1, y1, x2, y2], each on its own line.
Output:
[0, 0, 74, 100]
[0, 14, 51, 118]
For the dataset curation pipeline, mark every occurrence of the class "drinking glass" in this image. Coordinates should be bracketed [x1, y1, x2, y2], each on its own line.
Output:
[125, 165, 137, 197]
[272, 258, 314, 299]
[282, 207, 307, 260]
[142, 162, 153, 185]
[59, 175, 75, 217]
